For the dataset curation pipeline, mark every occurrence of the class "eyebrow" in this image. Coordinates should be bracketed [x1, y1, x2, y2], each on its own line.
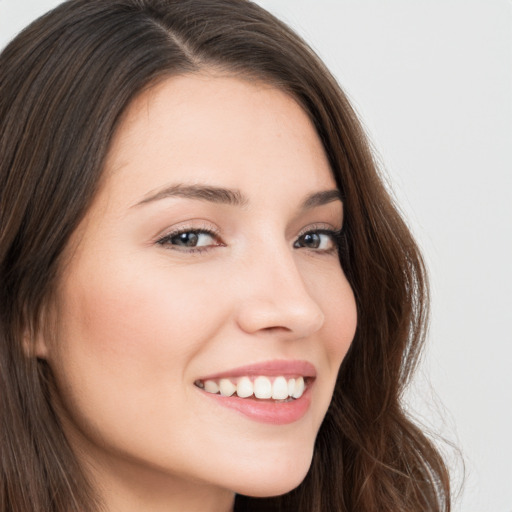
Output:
[133, 183, 342, 210]
[133, 183, 248, 208]
[301, 189, 343, 209]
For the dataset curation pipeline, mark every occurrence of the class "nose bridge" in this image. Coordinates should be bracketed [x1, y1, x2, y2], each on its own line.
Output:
[236, 239, 325, 338]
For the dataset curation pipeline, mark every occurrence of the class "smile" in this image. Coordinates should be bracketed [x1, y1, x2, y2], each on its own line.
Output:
[194, 360, 316, 424]
[194, 375, 307, 401]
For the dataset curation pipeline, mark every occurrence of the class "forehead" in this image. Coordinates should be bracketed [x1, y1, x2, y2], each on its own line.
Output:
[101, 72, 335, 206]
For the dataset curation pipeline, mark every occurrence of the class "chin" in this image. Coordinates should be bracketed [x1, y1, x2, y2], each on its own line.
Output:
[233, 471, 309, 499]
[227, 449, 313, 498]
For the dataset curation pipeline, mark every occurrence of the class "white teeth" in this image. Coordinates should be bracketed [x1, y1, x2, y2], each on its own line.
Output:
[272, 376, 289, 400]
[253, 376, 272, 399]
[204, 380, 219, 394]
[198, 375, 309, 400]
[236, 377, 254, 398]
[219, 379, 236, 397]
[287, 378, 295, 397]
[292, 376, 305, 399]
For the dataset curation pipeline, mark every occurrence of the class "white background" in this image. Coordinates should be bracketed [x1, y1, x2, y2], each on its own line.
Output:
[1, 1, 511, 511]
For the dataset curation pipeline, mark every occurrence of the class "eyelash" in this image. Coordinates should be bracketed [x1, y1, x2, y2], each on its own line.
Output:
[294, 225, 343, 254]
[156, 225, 343, 255]
[156, 225, 222, 255]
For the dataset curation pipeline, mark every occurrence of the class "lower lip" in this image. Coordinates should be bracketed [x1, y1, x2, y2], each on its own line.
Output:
[199, 385, 312, 425]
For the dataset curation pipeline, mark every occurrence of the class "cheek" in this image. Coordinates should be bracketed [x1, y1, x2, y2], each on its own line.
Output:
[301, 265, 357, 423]
[46, 256, 237, 475]
[48, 256, 226, 431]
[307, 265, 357, 370]
[325, 283, 357, 364]
[311, 274, 357, 423]
[56, 257, 221, 367]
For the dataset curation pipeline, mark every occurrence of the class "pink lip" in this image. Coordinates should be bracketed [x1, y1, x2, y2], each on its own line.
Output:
[196, 359, 316, 425]
[197, 359, 317, 381]
[200, 387, 313, 425]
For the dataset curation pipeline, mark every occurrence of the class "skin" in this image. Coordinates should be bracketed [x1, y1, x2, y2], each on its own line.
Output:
[37, 73, 357, 512]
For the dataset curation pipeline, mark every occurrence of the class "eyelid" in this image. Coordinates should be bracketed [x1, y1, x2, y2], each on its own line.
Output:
[296, 222, 342, 239]
[153, 220, 220, 242]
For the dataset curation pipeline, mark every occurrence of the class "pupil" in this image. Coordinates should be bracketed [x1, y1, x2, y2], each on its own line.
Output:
[304, 233, 320, 248]
[175, 232, 198, 246]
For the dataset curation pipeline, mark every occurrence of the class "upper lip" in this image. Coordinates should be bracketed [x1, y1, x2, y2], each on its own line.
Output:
[197, 359, 317, 381]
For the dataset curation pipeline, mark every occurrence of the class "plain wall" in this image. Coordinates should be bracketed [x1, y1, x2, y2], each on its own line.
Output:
[1, 1, 511, 511]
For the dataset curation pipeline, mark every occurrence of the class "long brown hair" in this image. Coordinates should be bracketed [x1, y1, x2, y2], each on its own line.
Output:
[0, 1, 450, 510]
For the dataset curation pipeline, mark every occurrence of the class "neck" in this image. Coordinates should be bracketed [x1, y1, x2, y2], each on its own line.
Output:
[89, 459, 235, 512]
[72, 440, 235, 512]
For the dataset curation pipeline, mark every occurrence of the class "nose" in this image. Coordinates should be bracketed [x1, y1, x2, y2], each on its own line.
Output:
[235, 246, 325, 340]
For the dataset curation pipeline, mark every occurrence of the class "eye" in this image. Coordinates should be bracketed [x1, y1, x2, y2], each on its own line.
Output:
[293, 229, 341, 252]
[157, 228, 221, 252]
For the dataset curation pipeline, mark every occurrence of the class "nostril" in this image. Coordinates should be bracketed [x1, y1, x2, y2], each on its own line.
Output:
[261, 326, 292, 333]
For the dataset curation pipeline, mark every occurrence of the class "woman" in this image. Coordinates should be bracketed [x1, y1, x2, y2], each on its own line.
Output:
[0, 0, 451, 510]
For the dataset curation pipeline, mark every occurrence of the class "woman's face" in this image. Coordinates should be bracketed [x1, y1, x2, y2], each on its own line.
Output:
[41, 74, 357, 506]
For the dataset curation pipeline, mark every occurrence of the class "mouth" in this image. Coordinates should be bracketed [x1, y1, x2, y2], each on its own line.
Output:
[194, 360, 316, 424]
[194, 375, 310, 402]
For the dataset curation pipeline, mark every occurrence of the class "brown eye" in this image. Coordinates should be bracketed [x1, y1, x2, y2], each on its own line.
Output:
[171, 232, 200, 247]
[296, 233, 321, 249]
[158, 230, 217, 249]
[293, 230, 338, 251]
